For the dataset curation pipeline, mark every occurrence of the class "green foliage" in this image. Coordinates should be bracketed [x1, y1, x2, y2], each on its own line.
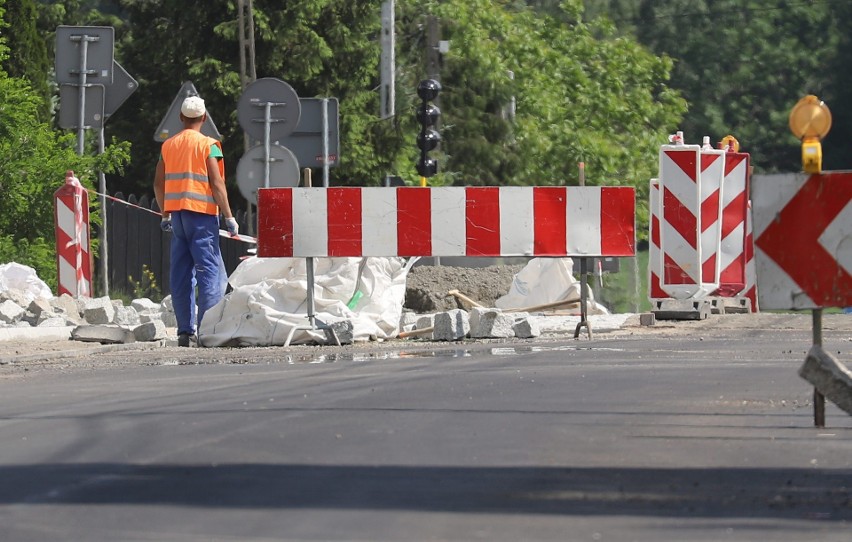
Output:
[0, 61, 130, 292]
[2, 0, 51, 120]
[618, 0, 841, 172]
[127, 264, 161, 302]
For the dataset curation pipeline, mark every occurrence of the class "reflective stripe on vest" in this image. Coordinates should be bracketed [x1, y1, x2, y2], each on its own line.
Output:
[161, 130, 224, 215]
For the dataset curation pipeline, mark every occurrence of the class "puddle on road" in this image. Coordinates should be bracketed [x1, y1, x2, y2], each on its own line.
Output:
[275, 344, 625, 365]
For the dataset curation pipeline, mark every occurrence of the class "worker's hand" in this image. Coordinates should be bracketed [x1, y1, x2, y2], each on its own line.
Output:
[160, 217, 172, 232]
[224, 217, 239, 237]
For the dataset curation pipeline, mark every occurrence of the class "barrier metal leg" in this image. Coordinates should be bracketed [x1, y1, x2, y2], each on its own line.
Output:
[574, 258, 592, 340]
[812, 309, 826, 428]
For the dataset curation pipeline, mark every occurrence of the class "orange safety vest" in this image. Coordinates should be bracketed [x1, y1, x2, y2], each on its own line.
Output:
[161, 130, 225, 215]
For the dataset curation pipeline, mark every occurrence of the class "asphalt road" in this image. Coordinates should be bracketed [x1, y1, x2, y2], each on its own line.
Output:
[1, 321, 851, 541]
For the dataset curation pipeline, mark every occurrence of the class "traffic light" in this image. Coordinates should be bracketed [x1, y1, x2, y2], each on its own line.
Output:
[415, 79, 441, 182]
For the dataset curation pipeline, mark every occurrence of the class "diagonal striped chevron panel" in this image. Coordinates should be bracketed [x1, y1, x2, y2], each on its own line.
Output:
[257, 186, 635, 258]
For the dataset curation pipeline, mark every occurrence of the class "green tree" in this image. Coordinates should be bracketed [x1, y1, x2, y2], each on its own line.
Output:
[3, 0, 51, 120]
[629, 0, 839, 172]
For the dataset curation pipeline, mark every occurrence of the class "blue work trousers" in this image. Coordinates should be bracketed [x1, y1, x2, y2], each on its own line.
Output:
[170, 210, 227, 336]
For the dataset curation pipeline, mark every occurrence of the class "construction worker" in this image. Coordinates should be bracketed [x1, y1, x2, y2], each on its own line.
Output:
[153, 95, 238, 347]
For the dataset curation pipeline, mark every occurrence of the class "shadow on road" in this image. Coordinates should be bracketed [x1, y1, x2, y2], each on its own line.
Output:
[2, 463, 850, 520]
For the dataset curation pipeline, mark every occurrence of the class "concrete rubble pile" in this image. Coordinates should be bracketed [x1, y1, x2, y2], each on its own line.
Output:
[0, 288, 179, 345]
[0, 258, 621, 348]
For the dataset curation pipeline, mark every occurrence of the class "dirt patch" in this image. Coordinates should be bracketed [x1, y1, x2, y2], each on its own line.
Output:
[404, 264, 524, 313]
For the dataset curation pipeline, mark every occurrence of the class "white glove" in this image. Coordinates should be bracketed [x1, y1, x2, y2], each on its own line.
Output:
[224, 217, 239, 237]
[160, 217, 172, 232]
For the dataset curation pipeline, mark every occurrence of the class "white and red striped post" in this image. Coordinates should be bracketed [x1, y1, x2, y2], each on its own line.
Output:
[648, 178, 670, 300]
[698, 143, 725, 293]
[54, 170, 92, 297]
[658, 141, 704, 299]
[715, 148, 750, 297]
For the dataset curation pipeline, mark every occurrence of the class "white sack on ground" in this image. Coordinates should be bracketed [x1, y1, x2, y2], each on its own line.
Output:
[0, 262, 52, 303]
[198, 257, 411, 346]
[494, 258, 609, 314]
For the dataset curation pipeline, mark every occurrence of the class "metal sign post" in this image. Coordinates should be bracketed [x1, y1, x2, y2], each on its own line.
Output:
[56, 26, 117, 296]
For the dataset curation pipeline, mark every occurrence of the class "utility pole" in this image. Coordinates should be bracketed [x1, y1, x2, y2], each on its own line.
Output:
[380, 0, 395, 119]
[238, 0, 258, 233]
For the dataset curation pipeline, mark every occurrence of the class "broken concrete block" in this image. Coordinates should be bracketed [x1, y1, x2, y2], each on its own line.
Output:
[161, 310, 177, 327]
[38, 316, 69, 328]
[71, 325, 136, 344]
[28, 297, 54, 319]
[513, 315, 541, 339]
[0, 299, 25, 324]
[114, 306, 141, 327]
[82, 296, 116, 325]
[433, 309, 470, 341]
[470, 307, 515, 339]
[0, 289, 29, 308]
[133, 320, 167, 342]
[160, 295, 174, 311]
[139, 311, 163, 324]
[799, 345, 852, 416]
[131, 298, 160, 313]
[324, 320, 354, 345]
[50, 294, 82, 322]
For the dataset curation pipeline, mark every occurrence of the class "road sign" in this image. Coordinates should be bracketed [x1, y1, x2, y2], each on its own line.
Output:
[274, 98, 340, 167]
[154, 81, 222, 142]
[55, 26, 114, 85]
[58, 84, 105, 129]
[236, 144, 300, 205]
[753, 171, 852, 309]
[237, 78, 301, 141]
[104, 61, 138, 118]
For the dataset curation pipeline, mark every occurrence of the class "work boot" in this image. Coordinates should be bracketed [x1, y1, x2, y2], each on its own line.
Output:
[178, 333, 197, 347]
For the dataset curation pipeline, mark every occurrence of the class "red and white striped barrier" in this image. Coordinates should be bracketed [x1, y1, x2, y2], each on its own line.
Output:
[648, 178, 669, 299]
[743, 200, 759, 311]
[715, 151, 750, 296]
[699, 148, 725, 291]
[54, 171, 92, 297]
[257, 186, 635, 258]
[658, 144, 704, 299]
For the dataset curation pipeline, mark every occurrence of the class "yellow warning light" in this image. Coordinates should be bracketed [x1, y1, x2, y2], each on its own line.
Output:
[719, 134, 740, 152]
[789, 95, 832, 173]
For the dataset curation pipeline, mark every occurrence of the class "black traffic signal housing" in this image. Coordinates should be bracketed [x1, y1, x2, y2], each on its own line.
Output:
[416, 79, 441, 178]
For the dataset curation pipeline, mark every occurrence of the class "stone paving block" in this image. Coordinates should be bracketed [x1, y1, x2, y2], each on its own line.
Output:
[161, 310, 178, 327]
[325, 320, 354, 345]
[0, 299, 25, 324]
[513, 315, 541, 339]
[131, 298, 160, 313]
[71, 325, 136, 344]
[114, 306, 141, 327]
[415, 315, 435, 330]
[82, 296, 116, 325]
[470, 307, 515, 339]
[38, 316, 69, 328]
[639, 313, 656, 326]
[28, 297, 54, 319]
[799, 345, 852, 416]
[139, 312, 163, 324]
[399, 311, 419, 329]
[433, 309, 470, 341]
[133, 320, 167, 342]
[50, 294, 82, 321]
[0, 289, 29, 308]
